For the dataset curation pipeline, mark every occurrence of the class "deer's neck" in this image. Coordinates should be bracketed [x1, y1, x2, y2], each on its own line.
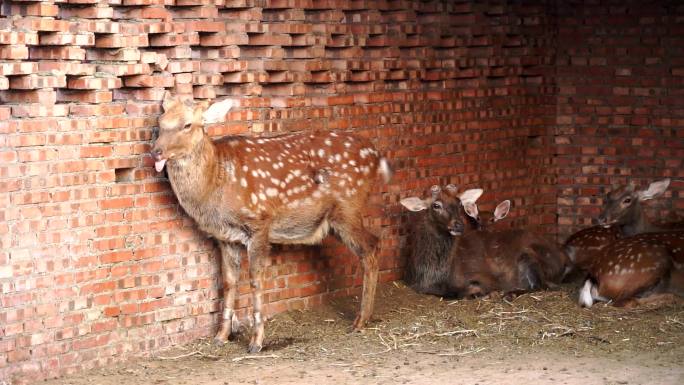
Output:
[415, 220, 455, 266]
[620, 207, 655, 236]
[167, 136, 222, 207]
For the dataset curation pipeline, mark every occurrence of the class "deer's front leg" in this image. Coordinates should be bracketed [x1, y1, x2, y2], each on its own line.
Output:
[246, 232, 269, 353]
[215, 241, 242, 345]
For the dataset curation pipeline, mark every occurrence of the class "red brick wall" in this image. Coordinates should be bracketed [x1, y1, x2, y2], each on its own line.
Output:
[555, 1, 684, 238]
[8, 0, 679, 382]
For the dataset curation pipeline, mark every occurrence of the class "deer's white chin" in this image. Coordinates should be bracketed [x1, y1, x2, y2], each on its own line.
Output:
[155, 159, 167, 172]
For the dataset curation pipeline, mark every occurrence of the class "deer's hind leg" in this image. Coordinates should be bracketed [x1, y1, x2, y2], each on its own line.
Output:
[215, 241, 242, 345]
[330, 206, 380, 330]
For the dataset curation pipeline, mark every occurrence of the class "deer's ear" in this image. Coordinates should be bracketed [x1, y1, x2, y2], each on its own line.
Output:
[459, 188, 483, 204]
[192, 101, 209, 127]
[637, 179, 670, 201]
[400, 197, 429, 212]
[463, 202, 479, 219]
[203, 99, 235, 124]
[493, 200, 511, 221]
[162, 91, 175, 111]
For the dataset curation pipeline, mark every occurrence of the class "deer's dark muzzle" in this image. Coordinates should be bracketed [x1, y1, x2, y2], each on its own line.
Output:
[597, 214, 614, 228]
[448, 221, 464, 236]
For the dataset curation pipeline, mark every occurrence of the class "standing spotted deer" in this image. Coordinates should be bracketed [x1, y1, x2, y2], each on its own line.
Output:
[151, 93, 391, 352]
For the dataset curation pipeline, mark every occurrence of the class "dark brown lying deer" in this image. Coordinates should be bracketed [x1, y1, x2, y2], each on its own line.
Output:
[575, 179, 684, 307]
[401, 189, 568, 299]
[400, 185, 481, 296]
[453, 200, 571, 298]
[151, 93, 391, 352]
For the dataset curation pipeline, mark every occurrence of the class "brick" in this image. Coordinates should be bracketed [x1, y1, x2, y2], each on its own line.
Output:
[29, 46, 86, 60]
[9, 74, 66, 90]
[67, 76, 121, 90]
[95, 34, 149, 48]
[37, 62, 95, 76]
[86, 48, 140, 62]
[149, 33, 199, 47]
[11, 104, 70, 118]
[124, 73, 175, 88]
[0, 62, 38, 76]
[0, 31, 39, 45]
[0, 45, 29, 60]
[199, 33, 249, 46]
[40, 32, 95, 46]
[58, 90, 113, 104]
[0, 89, 56, 105]
[59, 5, 114, 19]
[10, 2, 59, 16]
[95, 63, 151, 77]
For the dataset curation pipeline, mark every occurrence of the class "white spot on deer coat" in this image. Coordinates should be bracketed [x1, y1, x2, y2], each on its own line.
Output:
[251, 193, 258, 205]
[266, 188, 278, 197]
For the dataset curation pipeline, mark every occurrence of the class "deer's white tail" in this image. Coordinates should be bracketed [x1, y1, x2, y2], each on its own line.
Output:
[578, 279, 595, 307]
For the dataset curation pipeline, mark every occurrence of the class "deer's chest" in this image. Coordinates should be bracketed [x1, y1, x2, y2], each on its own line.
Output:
[168, 168, 251, 245]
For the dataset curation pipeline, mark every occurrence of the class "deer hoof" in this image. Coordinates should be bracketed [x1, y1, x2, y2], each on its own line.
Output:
[247, 342, 263, 353]
[351, 315, 368, 331]
[213, 325, 231, 346]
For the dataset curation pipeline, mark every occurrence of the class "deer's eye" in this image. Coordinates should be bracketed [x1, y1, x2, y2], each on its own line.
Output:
[623, 198, 632, 205]
[432, 202, 443, 210]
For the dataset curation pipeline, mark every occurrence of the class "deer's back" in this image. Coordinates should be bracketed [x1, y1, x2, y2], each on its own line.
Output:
[168, 131, 383, 245]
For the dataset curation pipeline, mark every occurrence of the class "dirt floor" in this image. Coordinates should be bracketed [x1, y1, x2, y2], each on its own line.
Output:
[44, 282, 683, 385]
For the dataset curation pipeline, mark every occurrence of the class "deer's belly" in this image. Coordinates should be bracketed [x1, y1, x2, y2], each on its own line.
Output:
[269, 214, 331, 245]
[196, 220, 249, 244]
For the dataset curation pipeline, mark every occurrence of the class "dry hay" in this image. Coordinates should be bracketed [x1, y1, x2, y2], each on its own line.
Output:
[42, 282, 684, 385]
[160, 281, 684, 366]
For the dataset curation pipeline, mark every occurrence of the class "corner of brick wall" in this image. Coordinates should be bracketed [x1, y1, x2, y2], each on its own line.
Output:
[554, 1, 684, 239]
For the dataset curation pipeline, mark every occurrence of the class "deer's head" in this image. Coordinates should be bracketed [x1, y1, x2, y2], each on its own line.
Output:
[151, 92, 234, 172]
[597, 179, 670, 227]
[401, 185, 483, 236]
[462, 199, 511, 231]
